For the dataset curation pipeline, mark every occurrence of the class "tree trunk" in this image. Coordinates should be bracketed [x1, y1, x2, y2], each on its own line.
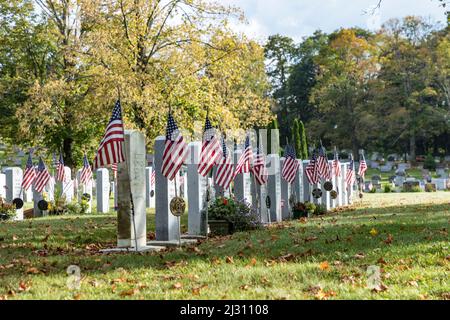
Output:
[63, 138, 74, 169]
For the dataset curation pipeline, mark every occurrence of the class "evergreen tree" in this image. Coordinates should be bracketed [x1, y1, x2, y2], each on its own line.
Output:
[299, 120, 308, 159]
[292, 119, 302, 159]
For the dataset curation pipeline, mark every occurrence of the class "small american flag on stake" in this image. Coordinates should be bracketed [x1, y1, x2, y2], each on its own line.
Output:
[56, 153, 65, 182]
[235, 135, 253, 176]
[215, 138, 234, 190]
[305, 150, 319, 184]
[80, 154, 93, 186]
[93, 100, 125, 170]
[281, 145, 300, 184]
[150, 169, 155, 187]
[35, 157, 51, 193]
[333, 149, 341, 178]
[358, 153, 368, 179]
[317, 147, 331, 180]
[22, 153, 36, 191]
[252, 149, 268, 186]
[198, 116, 222, 177]
[162, 113, 189, 181]
[346, 157, 356, 187]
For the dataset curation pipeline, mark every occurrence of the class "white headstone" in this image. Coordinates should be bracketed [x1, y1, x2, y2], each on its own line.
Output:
[62, 167, 73, 202]
[77, 169, 93, 213]
[4, 167, 23, 220]
[96, 168, 110, 213]
[267, 154, 282, 222]
[145, 167, 155, 209]
[0, 173, 6, 199]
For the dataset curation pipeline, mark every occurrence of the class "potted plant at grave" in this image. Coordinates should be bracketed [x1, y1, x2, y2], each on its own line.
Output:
[292, 201, 316, 219]
[207, 197, 261, 236]
[0, 197, 16, 221]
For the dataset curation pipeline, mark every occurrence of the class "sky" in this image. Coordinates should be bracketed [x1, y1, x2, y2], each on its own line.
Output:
[221, 0, 447, 42]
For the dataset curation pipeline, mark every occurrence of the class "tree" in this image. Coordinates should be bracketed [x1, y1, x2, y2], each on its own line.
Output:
[291, 119, 301, 158]
[310, 28, 378, 156]
[299, 120, 308, 159]
[264, 34, 296, 140]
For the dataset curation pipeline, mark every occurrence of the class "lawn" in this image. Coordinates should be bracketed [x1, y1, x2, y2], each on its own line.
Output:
[0, 192, 449, 300]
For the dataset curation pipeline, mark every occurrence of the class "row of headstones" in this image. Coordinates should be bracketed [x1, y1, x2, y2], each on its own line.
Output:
[0, 167, 122, 219]
[154, 139, 355, 242]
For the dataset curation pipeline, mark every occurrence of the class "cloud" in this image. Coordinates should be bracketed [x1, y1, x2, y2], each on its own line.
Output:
[222, 0, 447, 42]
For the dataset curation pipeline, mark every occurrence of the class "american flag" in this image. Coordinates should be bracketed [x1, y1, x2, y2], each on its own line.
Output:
[215, 138, 234, 190]
[252, 149, 268, 185]
[281, 145, 300, 184]
[317, 147, 331, 180]
[358, 153, 368, 178]
[56, 153, 65, 182]
[333, 150, 341, 178]
[22, 153, 36, 191]
[305, 150, 319, 184]
[162, 113, 189, 181]
[150, 169, 155, 186]
[235, 135, 253, 176]
[35, 157, 51, 193]
[346, 158, 356, 186]
[80, 153, 93, 186]
[198, 117, 222, 177]
[93, 100, 125, 170]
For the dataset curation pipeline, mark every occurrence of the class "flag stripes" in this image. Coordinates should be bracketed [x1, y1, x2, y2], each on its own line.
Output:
[198, 117, 222, 177]
[215, 138, 234, 190]
[22, 153, 36, 191]
[281, 145, 300, 184]
[162, 113, 189, 181]
[35, 157, 51, 193]
[93, 100, 125, 170]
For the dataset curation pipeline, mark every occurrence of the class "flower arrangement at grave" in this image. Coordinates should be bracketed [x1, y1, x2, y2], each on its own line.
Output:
[0, 197, 16, 221]
[207, 197, 261, 234]
[292, 202, 316, 219]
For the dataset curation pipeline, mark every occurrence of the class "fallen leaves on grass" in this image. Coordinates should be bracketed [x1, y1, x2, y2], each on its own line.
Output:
[225, 256, 234, 264]
[25, 267, 40, 274]
[172, 282, 183, 290]
[370, 228, 378, 237]
[371, 283, 389, 293]
[119, 288, 139, 297]
[384, 234, 394, 245]
[319, 261, 330, 271]
[192, 284, 208, 296]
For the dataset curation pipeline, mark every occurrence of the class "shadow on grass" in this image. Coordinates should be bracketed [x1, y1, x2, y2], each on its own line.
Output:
[0, 202, 448, 280]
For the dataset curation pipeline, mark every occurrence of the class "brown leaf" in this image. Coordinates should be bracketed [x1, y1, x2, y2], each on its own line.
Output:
[408, 281, 419, 287]
[279, 253, 296, 262]
[119, 288, 139, 297]
[354, 253, 365, 260]
[12, 235, 18, 241]
[192, 284, 208, 295]
[384, 234, 394, 245]
[377, 257, 388, 265]
[73, 293, 82, 300]
[172, 282, 183, 290]
[25, 267, 40, 274]
[372, 283, 389, 293]
[240, 284, 250, 291]
[225, 256, 234, 264]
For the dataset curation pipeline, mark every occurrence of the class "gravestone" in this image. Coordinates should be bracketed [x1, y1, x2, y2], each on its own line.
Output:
[23, 187, 33, 202]
[145, 167, 155, 209]
[336, 167, 343, 207]
[234, 150, 253, 205]
[302, 161, 311, 203]
[154, 136, 181, 242]
[436, 168, 447, 178]
[77, 169, 93, 213]
[403, 181, 420, 192]
[4, 167, 23, 220]
[431, 178, 447, 191]
[62, 167, 73, 202]
[370, 161, 380, 169]
[187, 142, 207, 236]
[46, 177, 55, 202]
[321, 178, 331, 211]
[117, 130, 147, 249]
[267, 154, 282, 222]
[341, 163, 349, 206]
[394, 175, 406, 187]
[0, 173, 5, 199]
[292, 161, 304, 203]
[96, 168, 110, 213]
[280, 158, 291, 220]
[348, 162, 355, 204]
[32, 184, 44, 217]
[257, 183, 269, 223]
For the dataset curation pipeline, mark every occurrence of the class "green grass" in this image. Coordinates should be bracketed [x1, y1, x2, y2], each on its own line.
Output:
[0, 193, 449, 300]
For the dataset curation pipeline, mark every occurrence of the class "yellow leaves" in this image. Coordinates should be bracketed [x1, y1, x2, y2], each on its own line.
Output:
[308, 285, 337, 300]
[25, 267, 40, 275]
[370, 228, 378, 236]
[119, 288, 139, 297]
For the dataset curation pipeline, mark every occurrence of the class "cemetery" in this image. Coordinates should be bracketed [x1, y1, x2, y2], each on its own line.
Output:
[0, 0, 449, 304]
